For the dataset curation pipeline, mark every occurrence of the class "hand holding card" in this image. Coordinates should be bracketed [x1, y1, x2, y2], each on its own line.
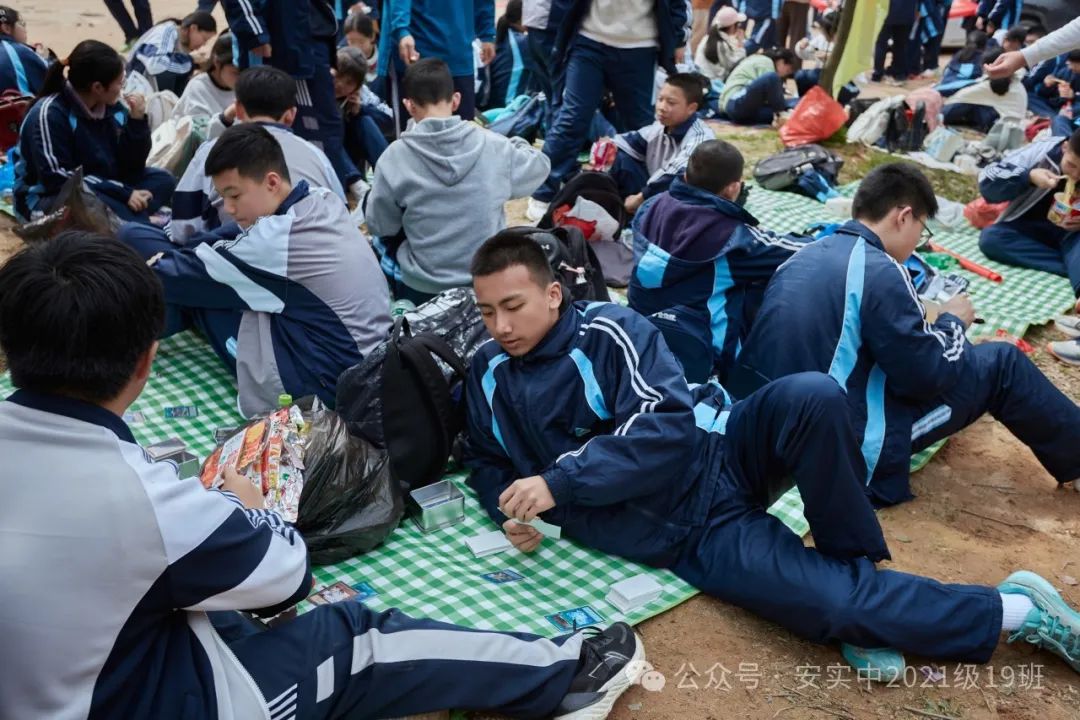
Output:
[502, 519, 543, 553]
[498, 475, 555, 522]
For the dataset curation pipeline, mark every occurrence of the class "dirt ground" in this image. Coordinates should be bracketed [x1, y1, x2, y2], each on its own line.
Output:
[18, 3, 1080, 718]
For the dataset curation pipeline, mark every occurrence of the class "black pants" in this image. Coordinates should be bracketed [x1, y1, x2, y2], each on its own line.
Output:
[776, 2, 811, 51]
[102, 0, 152, 42]
[874, 22, 910, 80]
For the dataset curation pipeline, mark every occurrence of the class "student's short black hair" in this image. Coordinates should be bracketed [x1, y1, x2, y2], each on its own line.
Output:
[851, 163, 938, 222]
[0, 232, 164, 404]
[470, 231, 556, 287]
[664, 73, 706, 107]
[1025, 24, 1047, 39]
[181, 10, 217, 32]
[205, 123, 291, 182]
[336, 46, 368, 88]
[1068, 50, 1080, 64]
[1067, 128, 1080, 156]
[685, 140, 743, 193]
[1003, 26, 1027, 45]
[403, 58, 455, 106]
[208, 32, 234, 71]
[234, 66, 296, 120]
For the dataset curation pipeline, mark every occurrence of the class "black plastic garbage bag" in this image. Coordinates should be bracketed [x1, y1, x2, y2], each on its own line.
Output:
[295, 407, 404, 565]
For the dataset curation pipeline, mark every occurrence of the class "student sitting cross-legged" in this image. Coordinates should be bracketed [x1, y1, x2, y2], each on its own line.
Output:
[729, 163, 1080, 508]
[608, 73, 714, 215]
[718, 47, 799, 126]
[365, 58, 550, 304]
[120, 123, 390, 417]
[170, 65, 345, 245]
[0, 230, 647, 720]
[627, 140, 808, 383]
[465, 230, 1080, 683]
[13, 40, 176, 224]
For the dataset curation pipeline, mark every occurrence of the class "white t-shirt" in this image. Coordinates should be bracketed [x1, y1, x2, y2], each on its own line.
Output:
[580, 0, 658, 49]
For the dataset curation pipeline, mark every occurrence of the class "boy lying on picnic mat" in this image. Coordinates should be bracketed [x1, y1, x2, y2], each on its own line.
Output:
[730, 162, 1080, 508]
[464, 230, 1080, 683]
[0, 232, 645, 720]
[120, 123, 391, 418]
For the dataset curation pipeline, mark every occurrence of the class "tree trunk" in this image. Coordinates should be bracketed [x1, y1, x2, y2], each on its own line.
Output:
[820, 0, 859, 97]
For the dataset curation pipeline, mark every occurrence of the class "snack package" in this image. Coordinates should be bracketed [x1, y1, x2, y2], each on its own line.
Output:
[200, 404, 310, 521]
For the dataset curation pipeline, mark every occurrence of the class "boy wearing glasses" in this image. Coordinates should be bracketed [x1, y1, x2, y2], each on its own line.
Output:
[729, 162, 1080, 508]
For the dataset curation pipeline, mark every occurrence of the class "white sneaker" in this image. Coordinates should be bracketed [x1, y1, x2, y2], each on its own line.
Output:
[1054, 315, 1080, 339]
[526, 197, 549, 223]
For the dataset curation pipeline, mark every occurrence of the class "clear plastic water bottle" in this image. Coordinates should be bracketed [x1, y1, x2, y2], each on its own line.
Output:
[390, 299, 416, 317]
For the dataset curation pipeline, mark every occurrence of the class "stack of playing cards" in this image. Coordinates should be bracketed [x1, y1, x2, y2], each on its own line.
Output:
[606, 574, 663, 613]
[465, 530, 514, 558]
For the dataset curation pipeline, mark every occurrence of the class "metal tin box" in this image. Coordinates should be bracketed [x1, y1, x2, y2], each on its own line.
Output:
[410, 480, 465, 533]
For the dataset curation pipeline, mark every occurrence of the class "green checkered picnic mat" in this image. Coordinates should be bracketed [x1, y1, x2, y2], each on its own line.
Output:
[0, 331, 714, 633]
[744, 183, 1077, 341]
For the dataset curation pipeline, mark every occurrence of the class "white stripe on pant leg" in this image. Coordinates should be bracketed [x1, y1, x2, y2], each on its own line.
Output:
[351, 628, 585, 675]
[316, 656, 335, 703]
[270, 702, 297, 720]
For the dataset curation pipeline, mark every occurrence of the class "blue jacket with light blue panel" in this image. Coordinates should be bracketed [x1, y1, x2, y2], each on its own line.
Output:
[465, 302, 730, 568]
[729, 220, 969, 507]
[484, 27, 533, 109]
[0, 32, 47, 95]
[627, 178, 808, 384]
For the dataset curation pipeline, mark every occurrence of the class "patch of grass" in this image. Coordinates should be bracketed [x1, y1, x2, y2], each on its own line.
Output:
[715, 127, 979, 204]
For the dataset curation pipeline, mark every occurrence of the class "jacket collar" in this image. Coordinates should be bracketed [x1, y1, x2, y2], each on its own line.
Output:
[833, 220, 887, 252]
[666, 114, 698, 142]
[7, 389, 135, 443]
[518, 305, 581, 363]
[668, 177, 759, 225]
[276, 179, 310, 215]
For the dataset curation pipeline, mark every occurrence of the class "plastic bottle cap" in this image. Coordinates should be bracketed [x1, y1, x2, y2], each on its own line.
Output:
[278, 393, 293, 408]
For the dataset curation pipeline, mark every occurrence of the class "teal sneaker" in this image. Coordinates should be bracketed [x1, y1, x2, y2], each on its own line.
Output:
[840, 644, 905, 683]
[999, 570, 1080, 673]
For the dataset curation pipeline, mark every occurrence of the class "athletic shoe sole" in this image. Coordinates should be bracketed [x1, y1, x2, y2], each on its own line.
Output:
[1046, 342, 1080, 367]
[554, 632, 647, 720]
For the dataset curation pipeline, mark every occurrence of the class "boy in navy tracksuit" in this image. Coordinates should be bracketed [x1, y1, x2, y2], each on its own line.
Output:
[222, 0, 365, 194]
[378, 0, 496, 126]
[729, 163, 1080, 508]
[627, 140, 807, 383]
[0, 7, 47, 96]
[465, 230, 1080, 679]
[0, 231, 646, 720]
[530, 0, 688, 216]
[986, 0, 1023, 33]
[119, 124, 392, 417]
[738, 0, 780, 55]
[608, 73, 714, 212]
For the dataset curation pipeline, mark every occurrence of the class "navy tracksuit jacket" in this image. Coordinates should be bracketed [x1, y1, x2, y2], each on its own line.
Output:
[466, 301, 1003, 661]
[627, 178, 807, 384]
[0, 32, 47, 95]
[731, 220, 1080, 507]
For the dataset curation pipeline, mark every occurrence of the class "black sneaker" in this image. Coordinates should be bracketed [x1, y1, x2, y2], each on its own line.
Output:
[553, 622, 646, 720]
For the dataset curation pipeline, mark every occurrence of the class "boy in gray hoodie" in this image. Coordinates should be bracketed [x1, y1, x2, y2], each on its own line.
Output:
[366, 58, 551, 303]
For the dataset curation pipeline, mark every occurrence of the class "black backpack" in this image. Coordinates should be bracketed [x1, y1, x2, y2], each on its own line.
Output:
[752, 144, 844, 193]
[503, 225, 610, 302]
[883, 101, 927, 153]
[336, 317, 469, 493]
[538, 171, 628, 236]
